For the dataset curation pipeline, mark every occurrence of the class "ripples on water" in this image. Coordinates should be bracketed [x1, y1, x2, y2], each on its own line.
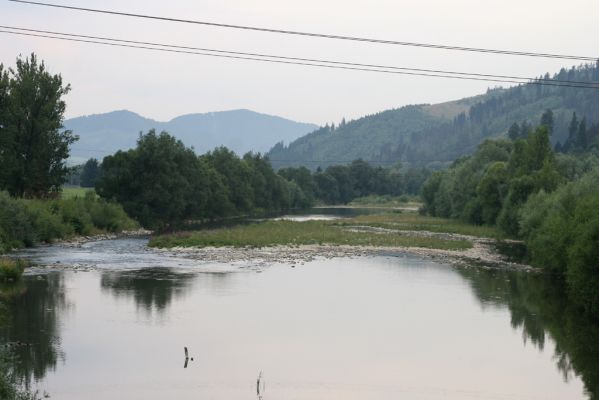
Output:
[1, 233, 598, 399]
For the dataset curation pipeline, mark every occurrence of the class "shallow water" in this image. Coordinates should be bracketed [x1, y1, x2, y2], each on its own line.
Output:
[2, 237, 598, 399]
[274, 207, 387, 221]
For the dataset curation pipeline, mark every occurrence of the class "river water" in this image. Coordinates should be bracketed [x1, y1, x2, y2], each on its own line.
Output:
[1, 215, 598, 399]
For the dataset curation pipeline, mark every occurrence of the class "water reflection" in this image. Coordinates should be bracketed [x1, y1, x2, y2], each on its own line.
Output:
[0, 273, 68, 386]
[2, 248, 599, 399]
[100, 267, 196, 314]
[457, 267, 599, 399]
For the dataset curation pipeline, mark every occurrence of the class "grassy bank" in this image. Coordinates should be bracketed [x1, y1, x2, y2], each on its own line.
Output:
[345, 213, 507, 239]
[61, 187, 95, 199]
[0, 191, 137, 254]
[150, 214, 474, 251]
[348, 194, 421, 209]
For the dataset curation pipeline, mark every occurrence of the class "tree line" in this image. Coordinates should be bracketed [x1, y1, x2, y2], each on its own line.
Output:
[96, 130, 307, 230]
[421, 110, 599, 318]
[96, 130, 428, 230]
[278, 161, 428, 206]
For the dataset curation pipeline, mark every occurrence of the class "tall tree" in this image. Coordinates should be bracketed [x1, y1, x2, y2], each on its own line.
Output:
[0, 54, 77, 197]
[0, 65, 11, 190]
[508, 123, 520, 141]
[577, 117, 588, 150]
[540, 109, 554, 135]
[565, 112, 579, 152]
[97, 130, 210, 230]
[202, 147, 253, 213]
[80, 158, 101, 188]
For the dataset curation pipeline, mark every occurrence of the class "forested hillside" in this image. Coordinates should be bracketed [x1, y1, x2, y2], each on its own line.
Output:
[268, 62, 599, 170]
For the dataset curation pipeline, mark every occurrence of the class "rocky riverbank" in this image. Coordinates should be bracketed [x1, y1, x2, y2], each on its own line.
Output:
[156, 236, 534, 271]
[54, 228, 153, 247]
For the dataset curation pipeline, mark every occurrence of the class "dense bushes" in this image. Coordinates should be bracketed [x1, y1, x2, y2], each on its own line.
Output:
[520, 170, 599, 315]
[422, 127, 559, 227]
[0, 258, 29, 281]
[421, 124, 599, 317]
[0, 191, 136, 253]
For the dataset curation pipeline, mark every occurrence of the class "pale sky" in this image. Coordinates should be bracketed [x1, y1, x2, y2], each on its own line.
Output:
[1, 0, 598, 125]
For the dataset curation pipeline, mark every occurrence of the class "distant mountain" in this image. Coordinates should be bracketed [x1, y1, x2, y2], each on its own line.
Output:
[268, 63, 599, 170]
[65, 109, 318, 164]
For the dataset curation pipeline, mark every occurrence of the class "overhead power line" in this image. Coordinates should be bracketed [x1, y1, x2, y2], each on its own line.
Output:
[9, 0, 599, 62]
[1, 25, 596, 87]
[2, 27, 599, 90]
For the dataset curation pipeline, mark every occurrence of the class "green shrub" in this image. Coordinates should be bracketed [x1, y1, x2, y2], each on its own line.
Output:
[25, 200, 69, 242]
[0, 258, 28, 282]
[0, 191, 137, 253]
[566, 196, 599, 316]
[88, 199, 136, 232]
[56, 198, 95, 235]
[520, 169, 599, 316]
[0, 192, 35, 250]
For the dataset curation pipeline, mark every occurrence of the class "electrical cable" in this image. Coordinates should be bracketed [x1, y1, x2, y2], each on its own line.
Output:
[2, 28, 599, 89]
[9, 0, 599, 62]
[1, 25, 596, 86]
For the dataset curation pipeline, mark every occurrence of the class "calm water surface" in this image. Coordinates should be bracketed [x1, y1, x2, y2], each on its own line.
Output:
[2, 236, 598, 399]
[275, 207, 388, 221]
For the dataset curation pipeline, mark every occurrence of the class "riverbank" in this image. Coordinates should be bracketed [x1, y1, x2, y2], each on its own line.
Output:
[150, 211, 530, 270]
[150, 219, 473, 251]
[154, 240, 533, 271]
[13, 210, 531, 272]
[53, 228, 152, 247]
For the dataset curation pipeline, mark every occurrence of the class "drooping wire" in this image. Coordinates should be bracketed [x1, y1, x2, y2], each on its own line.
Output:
[1, 25, 596, 87]
[2, 28, 599, 89]
[9, 0, 599, 62]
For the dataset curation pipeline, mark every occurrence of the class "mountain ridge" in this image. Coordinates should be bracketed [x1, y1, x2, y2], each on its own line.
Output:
[65, 109, 318, 164]
[267, 63, 599, 170]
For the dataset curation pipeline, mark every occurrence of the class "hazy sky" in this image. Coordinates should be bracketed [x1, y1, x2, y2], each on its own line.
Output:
[1, 0, 598, 125]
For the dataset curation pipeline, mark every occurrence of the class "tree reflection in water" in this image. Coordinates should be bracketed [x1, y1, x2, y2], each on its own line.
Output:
[0, 273, 68, 387]
[457, 267, 599, 399]
[100, 267, 197, 314]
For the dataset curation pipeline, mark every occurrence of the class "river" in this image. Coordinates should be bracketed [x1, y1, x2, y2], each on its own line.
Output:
[1, 212, 598, 399]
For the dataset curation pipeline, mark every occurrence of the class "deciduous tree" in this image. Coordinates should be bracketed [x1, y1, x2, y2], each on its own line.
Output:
[0, 54, 77, 198]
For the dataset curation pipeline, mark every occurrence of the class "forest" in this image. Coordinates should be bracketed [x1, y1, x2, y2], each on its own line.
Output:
[268, 62, 599, 170]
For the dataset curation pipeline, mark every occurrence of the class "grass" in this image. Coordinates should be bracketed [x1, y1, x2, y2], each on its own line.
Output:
[0, 258, 29, 282]
[348, 194, 421, 208]
[150, 217, 473, 251]
[61, 187, 95, 199]
[344, 213, 507, 239]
